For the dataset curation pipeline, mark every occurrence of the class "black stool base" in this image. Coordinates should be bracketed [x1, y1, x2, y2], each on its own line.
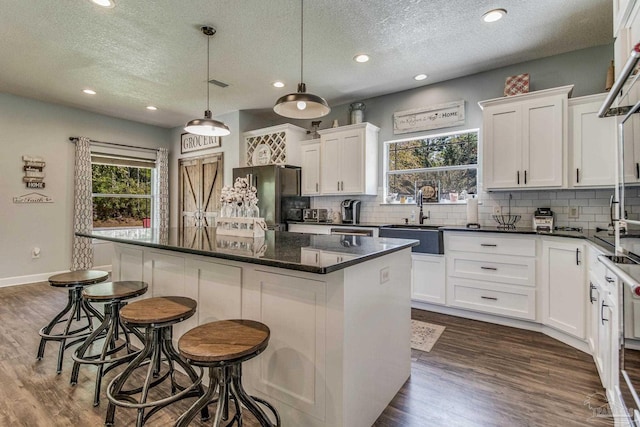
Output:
[105, 325, 208, 427]
[175, 364, 280, 427]
[70, 300, 145, 406]
[37, 285, 104, 374]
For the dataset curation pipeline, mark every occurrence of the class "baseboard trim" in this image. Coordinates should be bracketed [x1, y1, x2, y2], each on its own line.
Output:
[0, 265, 112, 288]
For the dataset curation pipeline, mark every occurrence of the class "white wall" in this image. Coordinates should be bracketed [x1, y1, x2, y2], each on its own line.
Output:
[0, 93, 171, 285]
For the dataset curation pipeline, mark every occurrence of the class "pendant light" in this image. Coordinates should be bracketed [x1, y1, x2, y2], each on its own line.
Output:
[273, 0, 330, 119]
[184, 26, 230, 137]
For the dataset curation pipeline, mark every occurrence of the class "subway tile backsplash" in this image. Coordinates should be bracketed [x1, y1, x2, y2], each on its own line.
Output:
[311, 188, 624, 230]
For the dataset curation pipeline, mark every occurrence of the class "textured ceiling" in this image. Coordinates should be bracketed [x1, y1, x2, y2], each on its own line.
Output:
[0, 0, 613, 128]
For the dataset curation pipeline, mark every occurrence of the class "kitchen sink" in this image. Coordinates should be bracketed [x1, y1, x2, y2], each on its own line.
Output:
[378, 225, 444, 254]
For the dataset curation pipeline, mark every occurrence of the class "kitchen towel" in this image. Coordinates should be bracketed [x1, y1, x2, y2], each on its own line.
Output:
[466, 195, 479, 224]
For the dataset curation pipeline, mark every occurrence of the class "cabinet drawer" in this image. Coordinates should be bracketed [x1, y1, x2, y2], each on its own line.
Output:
[445, 233, 535, 257]
[447, 277, 536, 320]
[447, 252, 535, 287]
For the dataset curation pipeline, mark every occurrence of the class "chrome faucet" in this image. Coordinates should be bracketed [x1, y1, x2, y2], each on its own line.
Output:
[416, 189, 429, 224]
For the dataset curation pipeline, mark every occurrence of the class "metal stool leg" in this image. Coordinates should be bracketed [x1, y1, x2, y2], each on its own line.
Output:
[37, 288, 74, 360]
[230, 364, 280, 427]
[175, 368, 219, 427]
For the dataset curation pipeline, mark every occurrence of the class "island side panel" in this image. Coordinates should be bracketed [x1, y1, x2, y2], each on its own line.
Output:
[342, 247, 412, 427]
[242, 266, 336, 427]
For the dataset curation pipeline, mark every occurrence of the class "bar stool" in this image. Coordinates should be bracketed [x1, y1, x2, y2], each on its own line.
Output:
[105, 296, 209, 427]
[70, 280, 148, 406]
[175, 319, 280, 427]
[37, 269, 109, 374]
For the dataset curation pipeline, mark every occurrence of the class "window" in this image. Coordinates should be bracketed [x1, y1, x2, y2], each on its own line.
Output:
[384, 129, 478, 203]
[91, 154, 155, 229]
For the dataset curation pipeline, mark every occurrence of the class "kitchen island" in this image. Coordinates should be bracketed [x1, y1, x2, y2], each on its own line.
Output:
[80, 227, 417, 427]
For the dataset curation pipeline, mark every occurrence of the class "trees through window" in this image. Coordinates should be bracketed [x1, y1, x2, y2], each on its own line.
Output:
[385, 129, 478, 203]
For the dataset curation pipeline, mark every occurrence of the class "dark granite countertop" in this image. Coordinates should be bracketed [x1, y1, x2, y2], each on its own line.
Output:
[78, 228, 418, 274]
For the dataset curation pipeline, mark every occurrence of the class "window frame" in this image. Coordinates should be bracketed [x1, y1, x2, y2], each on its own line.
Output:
[383, 128, 479, 204]
[91, 156, 157, 230]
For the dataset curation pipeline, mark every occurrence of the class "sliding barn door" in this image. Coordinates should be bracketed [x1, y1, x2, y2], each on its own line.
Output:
[179, 153, 223, 246]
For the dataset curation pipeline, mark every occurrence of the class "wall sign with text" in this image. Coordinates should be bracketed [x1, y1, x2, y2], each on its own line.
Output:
[393, 100, 465, 134]
[181, 133, 221, 154]
[22, 155, 46, 189]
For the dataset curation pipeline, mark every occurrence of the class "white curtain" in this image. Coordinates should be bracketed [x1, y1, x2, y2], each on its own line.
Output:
[155, 147, 169, 231]
[71, 136, 94, 270]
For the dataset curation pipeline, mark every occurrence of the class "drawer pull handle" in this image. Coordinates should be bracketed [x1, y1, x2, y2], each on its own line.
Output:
[481, 296, 498, 301]
[601, 300, 609, 325]
[589, 282, 596, 304]
[605, 276, 615, 283]
[480, 244, 497, 247]
[481, 266, 497, 271]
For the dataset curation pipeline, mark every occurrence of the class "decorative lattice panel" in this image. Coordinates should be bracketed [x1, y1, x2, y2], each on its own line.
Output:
[246, 131, 287, 166]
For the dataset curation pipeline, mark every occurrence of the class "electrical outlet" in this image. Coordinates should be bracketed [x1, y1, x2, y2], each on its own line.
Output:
[569, 206, 579, 219]
[32, 247, 40, 259]
[380, 267, 390, 284]
[493, 206, 502, 215]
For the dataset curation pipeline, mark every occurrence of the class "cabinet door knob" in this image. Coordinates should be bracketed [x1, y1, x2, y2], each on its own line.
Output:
[605, 276, 614, 283]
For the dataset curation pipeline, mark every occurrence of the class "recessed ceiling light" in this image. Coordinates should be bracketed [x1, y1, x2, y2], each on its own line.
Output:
[354, 54, 370, 63]
[272, 81, 285, 88]
[82, 89, 97, 95]
[90, 0, 116, 8]
[482, 8, 506, 23]
[414, 74, 428, 81]
[146, 106, 158, 111]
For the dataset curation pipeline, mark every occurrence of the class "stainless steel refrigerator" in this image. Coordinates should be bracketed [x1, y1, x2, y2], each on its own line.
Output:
[232, 165, 310, 230]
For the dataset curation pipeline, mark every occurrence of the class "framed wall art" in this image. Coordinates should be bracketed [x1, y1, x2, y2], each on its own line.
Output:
[181, 133, 221, 154]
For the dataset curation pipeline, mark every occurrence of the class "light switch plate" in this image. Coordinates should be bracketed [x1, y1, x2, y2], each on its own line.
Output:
[380, 267, 390, 284]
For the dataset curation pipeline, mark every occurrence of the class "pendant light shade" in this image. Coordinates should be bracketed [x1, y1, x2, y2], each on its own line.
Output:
[185, 26, 230, 137]
[273, 0, 330, 119]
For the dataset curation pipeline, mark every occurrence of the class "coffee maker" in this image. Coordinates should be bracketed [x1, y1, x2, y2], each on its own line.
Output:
[341, 199, 361, 224]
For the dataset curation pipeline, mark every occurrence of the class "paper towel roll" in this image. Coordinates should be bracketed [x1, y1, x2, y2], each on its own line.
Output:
[466, 195, 479, 224]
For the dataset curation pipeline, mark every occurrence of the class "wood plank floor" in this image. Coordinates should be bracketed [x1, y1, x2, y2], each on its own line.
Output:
[0, 282, 614, 426]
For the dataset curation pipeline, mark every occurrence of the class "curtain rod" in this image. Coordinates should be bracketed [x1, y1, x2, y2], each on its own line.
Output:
[68, 137, 160, 152]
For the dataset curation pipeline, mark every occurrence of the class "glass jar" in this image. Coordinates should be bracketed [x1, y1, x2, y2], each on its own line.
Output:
[349, 102, 365, 124]
[247, 201, 259, 218]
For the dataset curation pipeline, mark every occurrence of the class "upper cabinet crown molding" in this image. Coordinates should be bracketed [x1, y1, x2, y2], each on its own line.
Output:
[317, 121, 380, 136]
[242, 123, 307, 138]
[478, 85, 574, 110]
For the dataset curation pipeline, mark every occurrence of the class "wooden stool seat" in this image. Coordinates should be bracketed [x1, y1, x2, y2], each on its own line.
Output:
[82, 280, 148, 302]
[178, 320, 270, 364]
[175, 320, 279, 427]
[37, 270, 109, 373]
[120, 296, 197, 326]
[48, 270, 109, 287]
[71, 281, 148, 406]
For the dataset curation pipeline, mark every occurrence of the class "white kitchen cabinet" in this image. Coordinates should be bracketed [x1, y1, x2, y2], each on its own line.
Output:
[300, 139, 321, 196]
[445, 232, 537, 320]
[541, 238, 586, 339]
[318, 122, 379, 195]
[569, 94, 617, 187]
[243, 124, 307, 167]
[479, 85, 572, 190]
[411, 253, 445, 305]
